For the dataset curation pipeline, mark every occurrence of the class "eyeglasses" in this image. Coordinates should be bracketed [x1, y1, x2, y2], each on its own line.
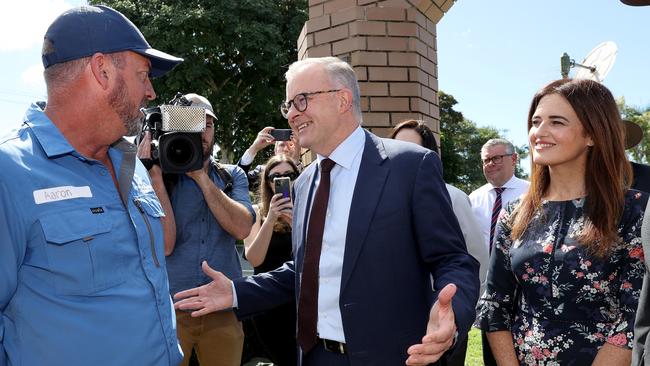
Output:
[482, 154, 513, 165]
[267, 172, 298, 181]
[280, 89, 341, 118]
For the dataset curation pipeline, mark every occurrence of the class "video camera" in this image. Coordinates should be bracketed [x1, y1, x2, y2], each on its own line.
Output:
[139, 93, 206, 173]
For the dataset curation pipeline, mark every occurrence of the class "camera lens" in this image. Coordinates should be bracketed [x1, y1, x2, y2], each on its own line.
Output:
[166, 136, 195, 166]
[158, 132, 203, 173]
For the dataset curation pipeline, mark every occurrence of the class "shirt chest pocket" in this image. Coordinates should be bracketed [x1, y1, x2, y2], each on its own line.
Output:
[40, 208, 127, 295]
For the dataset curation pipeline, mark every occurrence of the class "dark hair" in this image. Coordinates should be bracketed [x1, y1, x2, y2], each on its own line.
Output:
[258, 154, 299, 232]
[511, 78, 631, 257]
[389, 119, 438, 152]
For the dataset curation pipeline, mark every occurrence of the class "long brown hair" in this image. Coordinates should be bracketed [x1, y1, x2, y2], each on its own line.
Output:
[511, 79, 631, 257]
[258, 154, 299, 232]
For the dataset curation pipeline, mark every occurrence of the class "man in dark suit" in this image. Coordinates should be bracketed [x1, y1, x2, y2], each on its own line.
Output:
[174, 56, 479, 365]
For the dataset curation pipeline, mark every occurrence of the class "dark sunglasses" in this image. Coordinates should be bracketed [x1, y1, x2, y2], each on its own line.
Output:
[267, 172, 298, 181]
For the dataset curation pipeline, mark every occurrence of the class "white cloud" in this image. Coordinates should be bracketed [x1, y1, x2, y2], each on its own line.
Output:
[0, 0, 80, 52]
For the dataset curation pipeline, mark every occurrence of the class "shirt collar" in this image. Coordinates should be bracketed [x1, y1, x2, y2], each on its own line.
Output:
[25, 102, 76, 158]
[316, 126, 365, 170]
[488, 175, 520, 190]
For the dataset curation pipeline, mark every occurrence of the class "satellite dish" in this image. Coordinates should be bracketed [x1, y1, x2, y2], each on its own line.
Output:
[560, 41, 618, 82]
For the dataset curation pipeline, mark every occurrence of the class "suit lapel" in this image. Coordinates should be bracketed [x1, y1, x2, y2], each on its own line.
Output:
[341, 132, 389, 292]
[293, 162, 318, 275]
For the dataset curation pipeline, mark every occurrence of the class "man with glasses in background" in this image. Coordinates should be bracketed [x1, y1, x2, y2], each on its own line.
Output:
[469, 138, 529, 366]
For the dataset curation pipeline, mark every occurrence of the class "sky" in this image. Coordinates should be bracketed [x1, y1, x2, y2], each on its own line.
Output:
[1, 0, 650, 163]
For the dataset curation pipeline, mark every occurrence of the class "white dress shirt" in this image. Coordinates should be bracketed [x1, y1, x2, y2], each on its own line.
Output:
[309, 126, 365, 343]
[468, 175, 529, 252]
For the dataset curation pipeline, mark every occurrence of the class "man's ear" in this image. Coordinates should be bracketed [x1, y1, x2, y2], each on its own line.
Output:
[89, 53, 111, 90]
[337, 88, 353, 113]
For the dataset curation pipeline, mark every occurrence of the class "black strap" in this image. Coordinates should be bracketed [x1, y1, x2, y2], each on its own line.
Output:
[112, 139, 136, 208]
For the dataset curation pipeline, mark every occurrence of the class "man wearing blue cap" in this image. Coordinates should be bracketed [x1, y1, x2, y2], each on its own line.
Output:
[0, 5, 183, 366]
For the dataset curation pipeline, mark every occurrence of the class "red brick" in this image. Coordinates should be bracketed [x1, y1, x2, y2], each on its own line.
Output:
[333, 37, 367, 54]
[407, 6, 428, 28]
[354, 66, 368, 81]
[367, 7, 406, 21]
[390, 82, 421, 96]
[410, 98, 430, 114]
[309, 4, 324, 18]
[359, 82, 389, 96]
[418, 26, 434, 46]
[391, 112, 425, 125]
[331, 6, 364, 26]
[408, 67, 428, 83]
[368, 36, 408, 51]
[315, 24, 349, 44]
[429, 76, 438, 91]
[419, 56, 435, 75]
[426, 18, 437, 35]
[350, 21, 386, 36]
[306, 44, 333, 58]
[306, 15, 331, 34]
[421, 85, 436, 102]
[388, 52, 418, 66]
[369, 66, 408, 81]
[408, 38, 427, 57]
[309, 0, 327, 5]
[324, 0, 357, 15]
[378, 0, 411, 7]
[362, 112, 392, 126]
[388, 22, 418, 37]
[371, 97, 410, 111]
[351, 51, 388, 66]
[359, 0, 379, 5]
[368, 127, 396, 137]
[424, 5, 443, 23]
[360, 96, 370, 111]
[441, 0, 455, 12]
[430, 103, 440, 119]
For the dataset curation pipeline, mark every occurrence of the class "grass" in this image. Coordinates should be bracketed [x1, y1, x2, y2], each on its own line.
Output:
[465, 327, 484, 366]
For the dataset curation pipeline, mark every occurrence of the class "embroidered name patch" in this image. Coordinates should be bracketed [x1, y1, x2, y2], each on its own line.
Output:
[90, 207, 105, 214]
[33, 186, 92, 204]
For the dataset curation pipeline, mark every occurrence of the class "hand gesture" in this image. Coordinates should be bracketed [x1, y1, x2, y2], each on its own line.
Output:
[406, 284, 458, 365]
[173, 261, 234, 317]
[250, 126, 276, 153]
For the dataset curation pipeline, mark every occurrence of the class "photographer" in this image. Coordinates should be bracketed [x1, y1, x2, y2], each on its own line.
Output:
[138, 93, 255, 366]
[237, 126, 303, 191]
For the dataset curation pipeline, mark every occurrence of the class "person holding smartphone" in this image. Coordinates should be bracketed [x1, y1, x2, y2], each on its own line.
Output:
[237, 127, 303, 192]
[242, 154, 299, 366]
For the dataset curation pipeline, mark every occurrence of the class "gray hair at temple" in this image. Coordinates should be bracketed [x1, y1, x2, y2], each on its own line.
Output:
[481, 138, 515, 155]
[285, 57, 363, 122]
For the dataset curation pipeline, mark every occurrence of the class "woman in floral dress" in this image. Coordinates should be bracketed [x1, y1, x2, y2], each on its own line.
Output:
[477, 78, 647, 365]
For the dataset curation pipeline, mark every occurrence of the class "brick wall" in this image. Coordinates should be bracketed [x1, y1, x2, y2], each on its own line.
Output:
[297, 0, 456, 139]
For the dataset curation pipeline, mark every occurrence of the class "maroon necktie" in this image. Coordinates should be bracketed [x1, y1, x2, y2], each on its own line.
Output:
[489, 187, 505, 252]
[297, 158, 336, 353]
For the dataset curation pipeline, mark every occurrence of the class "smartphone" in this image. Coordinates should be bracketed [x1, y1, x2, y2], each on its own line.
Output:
[270, 129, 292, 141]
[274, 177, 292, 199]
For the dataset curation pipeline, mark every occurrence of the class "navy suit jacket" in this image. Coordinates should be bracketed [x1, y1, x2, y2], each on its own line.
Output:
[234, 131, 480, 365]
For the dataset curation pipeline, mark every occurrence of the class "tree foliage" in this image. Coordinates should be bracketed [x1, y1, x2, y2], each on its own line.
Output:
[618, 97, 650, 164]
[90, 0, 308, 163]
[439, 91, 528, 193]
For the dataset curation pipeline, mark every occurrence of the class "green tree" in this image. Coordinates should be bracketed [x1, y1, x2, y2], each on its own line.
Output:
[439, 91, 528, 193]
[618, 97, 650, 164]
[91, 0, 308, 163]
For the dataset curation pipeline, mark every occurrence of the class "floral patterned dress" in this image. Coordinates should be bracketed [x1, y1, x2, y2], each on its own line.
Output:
[477, 190, 647, 365]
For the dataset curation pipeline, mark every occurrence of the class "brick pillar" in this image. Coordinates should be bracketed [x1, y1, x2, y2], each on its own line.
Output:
[297, 0, 456, 139]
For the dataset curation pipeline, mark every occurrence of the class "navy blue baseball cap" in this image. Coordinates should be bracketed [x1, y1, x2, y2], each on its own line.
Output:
[42, 5, 183, 77]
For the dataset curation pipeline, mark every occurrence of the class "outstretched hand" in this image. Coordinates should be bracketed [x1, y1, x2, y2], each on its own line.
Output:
[173, 261, 234, 317]
[406, 283, 458, 366]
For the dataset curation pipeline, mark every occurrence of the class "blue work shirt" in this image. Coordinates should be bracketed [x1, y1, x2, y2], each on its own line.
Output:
[166, 161, 254, 296]
[0, 103, 183, 366]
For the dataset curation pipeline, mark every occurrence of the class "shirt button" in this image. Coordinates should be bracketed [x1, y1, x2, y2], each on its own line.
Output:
[99, 169, 108, 176]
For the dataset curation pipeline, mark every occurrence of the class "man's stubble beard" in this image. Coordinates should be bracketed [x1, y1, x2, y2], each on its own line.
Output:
[108, 74, 147, 137]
